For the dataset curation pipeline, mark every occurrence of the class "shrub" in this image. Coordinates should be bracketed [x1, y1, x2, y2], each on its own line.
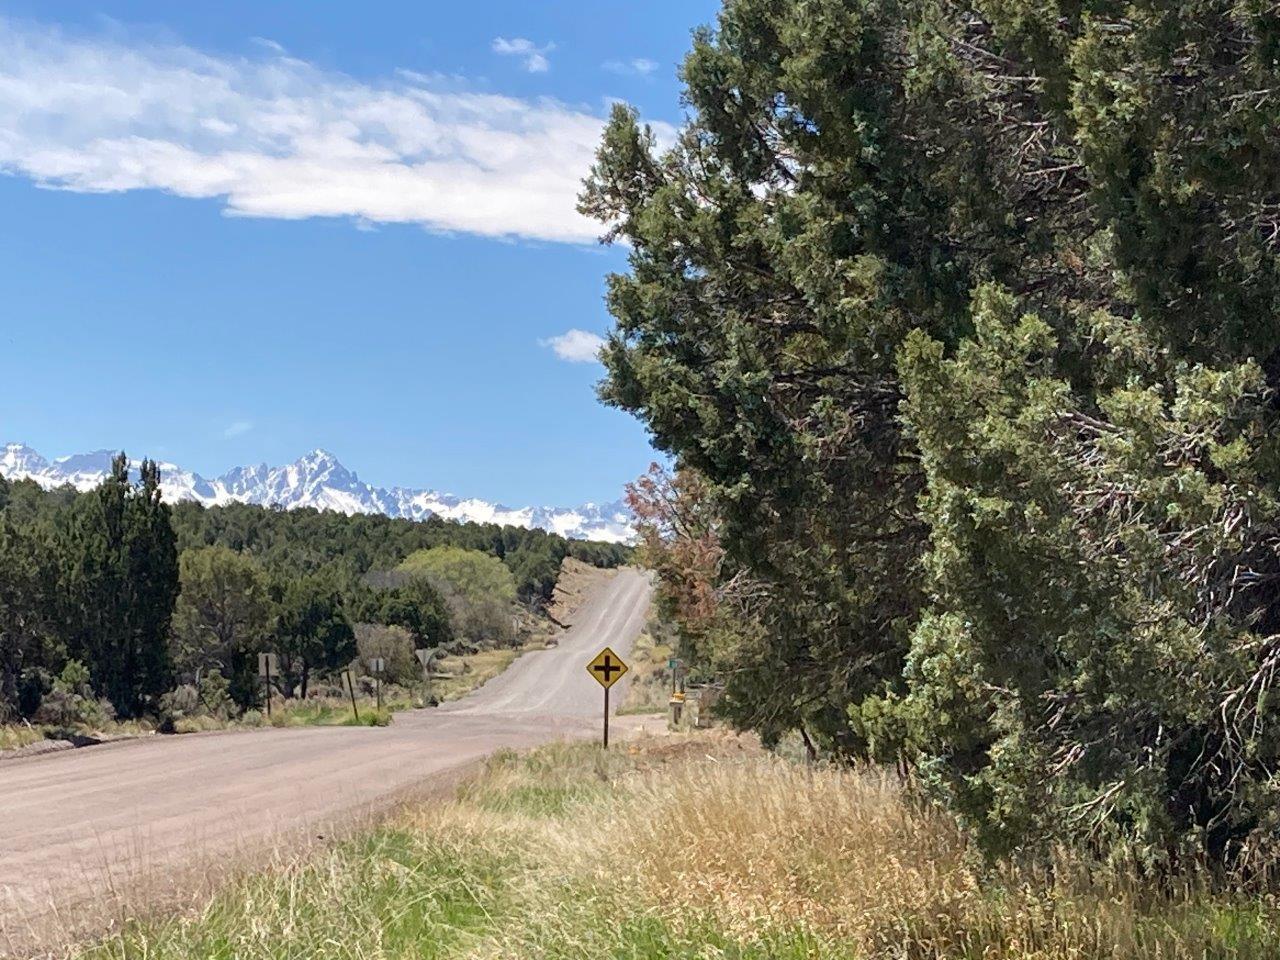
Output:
[33, 660, 116, 729]
[354, 623, 419, 686]
[157, 683, 202, 732]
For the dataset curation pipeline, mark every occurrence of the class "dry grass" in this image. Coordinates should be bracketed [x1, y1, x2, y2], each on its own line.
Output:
[430, 648, 522, 702]
[0, 718, 156, 756]
[65, 731, 1280, 960]
[605, 756, 977, 945]
[3, 642, 530, 756]
[618, 629, 673, 715]
[577, 740, 1280, 959]
[0, 723, 46, 752]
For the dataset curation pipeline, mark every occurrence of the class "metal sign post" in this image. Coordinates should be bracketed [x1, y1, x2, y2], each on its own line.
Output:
[257, 652, 278, 719]
[369, 657, 385, 711]
[343, 668, 359, 722]
[586, 647, 629, 749]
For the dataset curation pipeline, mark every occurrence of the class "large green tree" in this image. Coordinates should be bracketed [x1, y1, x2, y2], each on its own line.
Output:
[273, 572, 356, 700]
[0, 517, 59, 720]
[171, 546, 273, 711]
[62, 456, 179, 717]
[356, 573, 453, 650]
[397, 547, 517, 647]
[585, 0, 1280, 858]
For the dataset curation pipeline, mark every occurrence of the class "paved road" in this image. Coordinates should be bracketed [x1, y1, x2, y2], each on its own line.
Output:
[0, 568, 652, 953]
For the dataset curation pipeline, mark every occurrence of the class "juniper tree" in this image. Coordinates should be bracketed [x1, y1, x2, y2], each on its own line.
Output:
[584, 0, 1280, 857]
[63, 455, 178, 717]
[171, 546, 273, 711]
[273, 572, 355, 700]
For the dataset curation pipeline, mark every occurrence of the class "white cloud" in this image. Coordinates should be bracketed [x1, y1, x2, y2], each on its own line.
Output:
[491, 36, 554, 74]
[223, 420, 253, 438]
[0, 19, 675, 243]
[249, 37, 286, 55]
[540, 329, 605, 363]
[603, 58, 658, 77]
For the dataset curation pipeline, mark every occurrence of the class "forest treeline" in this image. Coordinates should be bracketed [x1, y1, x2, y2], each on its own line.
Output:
[0, 458, 627, 724]
[590, 0, 1280, 863]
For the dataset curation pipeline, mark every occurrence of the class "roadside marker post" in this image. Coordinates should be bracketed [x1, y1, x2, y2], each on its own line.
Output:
[586, 646, 629, 749]
[343, 668, 359, 722]
[257, 652, 279, 719]
[369, 657, 385, 711]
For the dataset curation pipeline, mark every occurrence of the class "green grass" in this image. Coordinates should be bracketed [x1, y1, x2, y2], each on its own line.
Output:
[265, 698, 401, 728]
[456, 742, 630, 817]
[76, 825, 520, 960]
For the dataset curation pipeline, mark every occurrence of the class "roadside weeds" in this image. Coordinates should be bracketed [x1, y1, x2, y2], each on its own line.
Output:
[42, 729, 1280, 960]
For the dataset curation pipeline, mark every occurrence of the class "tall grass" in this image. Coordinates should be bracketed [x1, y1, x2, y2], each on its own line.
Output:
[70, 733, 1280, 960]
[587, 754, 1280, 958]
[0, 722, 46, 751]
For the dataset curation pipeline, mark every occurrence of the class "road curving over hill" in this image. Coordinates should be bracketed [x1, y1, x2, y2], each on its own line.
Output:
[0, 567, 652, 955]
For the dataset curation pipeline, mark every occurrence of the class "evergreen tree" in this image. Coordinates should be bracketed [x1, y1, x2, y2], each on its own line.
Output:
[356, 574, 453, 650]
[584, 0, 1280, 858]
[171, 546, 272, 711]
[0, 518, 59, 719]
[273, 572, 355, 699]
[127, 458, 179, 711]
[63, 455, 177, 717]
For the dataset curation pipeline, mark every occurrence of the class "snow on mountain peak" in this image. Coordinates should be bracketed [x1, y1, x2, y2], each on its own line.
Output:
[2, 442, 49, 474]
[0, 443, 633, 543]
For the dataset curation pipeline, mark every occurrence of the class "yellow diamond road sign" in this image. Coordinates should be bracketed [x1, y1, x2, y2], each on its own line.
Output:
[587, 647, 629, 689]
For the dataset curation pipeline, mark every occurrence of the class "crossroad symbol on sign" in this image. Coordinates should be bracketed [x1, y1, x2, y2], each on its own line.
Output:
[586, 647, 628, 689]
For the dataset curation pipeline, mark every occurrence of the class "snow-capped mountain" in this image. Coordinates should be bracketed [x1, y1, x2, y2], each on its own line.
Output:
[0, 443, 633, 543]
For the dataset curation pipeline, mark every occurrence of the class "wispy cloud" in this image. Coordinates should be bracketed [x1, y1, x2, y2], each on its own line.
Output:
[540, 329, 605, 363]
[603, 58, 658, 77]
[248, 36, 286, 54]
[491, 36, 554, 74]
[223, 420, 253, 438]
[0, 19, 673, 243]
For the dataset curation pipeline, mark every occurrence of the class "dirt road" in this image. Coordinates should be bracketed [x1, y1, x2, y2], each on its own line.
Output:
[0, 567, 652, 953]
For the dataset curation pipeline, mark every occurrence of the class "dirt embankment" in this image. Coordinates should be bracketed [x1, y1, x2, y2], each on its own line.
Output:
[546, 557, 618, 627]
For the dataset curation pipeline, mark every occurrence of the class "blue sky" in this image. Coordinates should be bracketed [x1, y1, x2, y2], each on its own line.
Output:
[0, 1, 717, 506]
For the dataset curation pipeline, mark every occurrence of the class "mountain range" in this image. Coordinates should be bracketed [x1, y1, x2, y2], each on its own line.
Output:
[0, 443, 633, 543]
